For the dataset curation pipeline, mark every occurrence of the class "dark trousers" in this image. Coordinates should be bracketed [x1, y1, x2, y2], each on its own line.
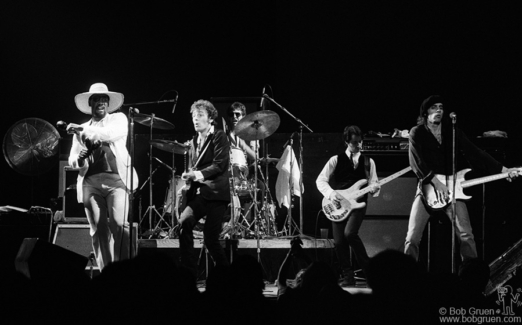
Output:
[331, 206, 369, 273]
[179, 195, 230, 277]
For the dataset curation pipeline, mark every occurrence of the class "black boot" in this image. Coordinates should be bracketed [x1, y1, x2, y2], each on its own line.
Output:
[338, 269, 355, 287]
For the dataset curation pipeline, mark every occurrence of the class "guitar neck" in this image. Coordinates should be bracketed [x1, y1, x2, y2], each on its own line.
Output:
[354, 166, 412, 197]
[461, 172, 510, 189]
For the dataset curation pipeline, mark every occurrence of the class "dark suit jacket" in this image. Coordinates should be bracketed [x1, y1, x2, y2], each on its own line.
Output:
[188, 128, 231, 202]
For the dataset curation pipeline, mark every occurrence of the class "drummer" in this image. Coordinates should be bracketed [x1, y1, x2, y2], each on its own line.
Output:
[227, 102, 258, 163]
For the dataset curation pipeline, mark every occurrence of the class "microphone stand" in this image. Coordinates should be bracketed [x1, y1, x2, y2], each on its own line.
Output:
[129, 108, 136, 258]
[451, 117, 457, 274]
[122, 99, 177, 106]
[262, 94, 313, 234]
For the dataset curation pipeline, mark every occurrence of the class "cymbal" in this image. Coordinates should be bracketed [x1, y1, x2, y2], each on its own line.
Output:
[234, 110, 280, 141]
[150, 139, 190, 154]
[135, 113, 174, 130]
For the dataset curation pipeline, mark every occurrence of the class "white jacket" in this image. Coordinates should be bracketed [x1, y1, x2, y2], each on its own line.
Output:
[68, 112, 138, 202]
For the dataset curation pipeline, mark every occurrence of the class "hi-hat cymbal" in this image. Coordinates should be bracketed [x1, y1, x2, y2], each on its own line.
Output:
[150, 139, 190, 154]
[135, 113, 174, 130]
[234, 110, 280, 141]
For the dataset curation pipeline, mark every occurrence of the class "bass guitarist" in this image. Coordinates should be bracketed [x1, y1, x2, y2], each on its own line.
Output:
[316, 125, 380, 286]
[178, 99, 231, 278]
[404, 95, 518, 264]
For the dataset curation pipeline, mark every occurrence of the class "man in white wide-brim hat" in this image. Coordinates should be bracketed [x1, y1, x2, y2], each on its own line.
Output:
[67, 83, 138, 270]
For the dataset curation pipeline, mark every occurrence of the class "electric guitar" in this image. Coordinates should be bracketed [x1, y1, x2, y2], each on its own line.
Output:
[322, 166, 412, 222]
[423, 167, 522, 210]
[176, 137, 214, 217]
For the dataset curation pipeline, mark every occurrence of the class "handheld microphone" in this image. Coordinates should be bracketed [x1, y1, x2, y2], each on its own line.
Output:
[57, 120, 80, 134]
[56, 120, 67, 131]
[282, 131, 297, 150]
[172, 92, 179, 114]
[259, 86, 266, 109]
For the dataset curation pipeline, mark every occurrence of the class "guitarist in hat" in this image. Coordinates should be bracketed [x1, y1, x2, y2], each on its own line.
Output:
[404, 95, 519, 264]
[178, 99, 231, 277]
[316, 125, 380, 286]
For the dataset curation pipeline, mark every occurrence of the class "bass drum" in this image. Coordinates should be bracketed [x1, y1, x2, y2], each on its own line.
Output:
[163, 176, 183, 219]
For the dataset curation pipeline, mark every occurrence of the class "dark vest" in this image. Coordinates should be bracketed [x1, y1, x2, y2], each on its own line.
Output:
[331, 152, 370, 202]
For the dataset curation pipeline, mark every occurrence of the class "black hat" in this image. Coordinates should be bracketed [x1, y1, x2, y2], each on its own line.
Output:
[419, 95, 443, 118]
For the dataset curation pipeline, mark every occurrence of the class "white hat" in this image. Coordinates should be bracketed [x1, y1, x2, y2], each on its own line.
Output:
[74, 83, 124, 114]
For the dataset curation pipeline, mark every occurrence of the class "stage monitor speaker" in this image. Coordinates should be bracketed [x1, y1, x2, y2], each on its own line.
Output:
[15, 238, 88, 281]
[359, 218, 408, 257]
[366, 177, 416, 216]
[53, 223, 138, 268]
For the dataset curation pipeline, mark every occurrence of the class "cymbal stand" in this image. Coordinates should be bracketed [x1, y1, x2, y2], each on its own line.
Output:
[154, 155, 178, 237]
[262, 94, 313, 234]
[136, 166, 159, 233]
[255, 163, 278, 237]
[167, 151, 179, 238]
[141, 114, 167, 238]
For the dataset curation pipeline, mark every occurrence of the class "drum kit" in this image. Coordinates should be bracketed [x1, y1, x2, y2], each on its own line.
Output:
[223, 110, 281, 240]
[133, 109, 281, 240]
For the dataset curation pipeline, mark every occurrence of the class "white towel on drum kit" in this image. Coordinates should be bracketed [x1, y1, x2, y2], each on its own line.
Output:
[275, 145, 303, 208]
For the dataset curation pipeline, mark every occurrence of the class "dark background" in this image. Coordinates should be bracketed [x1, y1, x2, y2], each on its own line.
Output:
[2, 2, 522, 265]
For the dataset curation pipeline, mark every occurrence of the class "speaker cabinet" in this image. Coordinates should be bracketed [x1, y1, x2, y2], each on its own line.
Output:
[366, 177, 416, 216]
[15, 238, 88, 281]
[53, 223, 138, 268]
[359, 217, 408, 257]
[62, 166, 88, 220]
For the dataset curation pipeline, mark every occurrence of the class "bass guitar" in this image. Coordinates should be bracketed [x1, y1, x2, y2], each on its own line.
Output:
[322, 166, 412, 222]
[423, 167, 522, 210]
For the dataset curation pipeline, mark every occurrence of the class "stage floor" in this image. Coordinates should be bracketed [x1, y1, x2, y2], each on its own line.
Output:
[137, 237, 371, 293]
[138, 237, 335, 249]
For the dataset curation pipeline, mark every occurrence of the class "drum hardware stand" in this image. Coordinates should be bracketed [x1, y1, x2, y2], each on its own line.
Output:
[136, 166, 159, 236]
[124, 100, 176, 247]
[141, 114, 167, 239]
[254, 163, 278, 237]
[223, 149, 255, 239]
[152, 156, 178, 238]
[234, 109, 280, 279]
[262, 94, 313, 234]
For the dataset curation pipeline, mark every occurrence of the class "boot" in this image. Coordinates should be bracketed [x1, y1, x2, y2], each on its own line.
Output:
[338, 269, 356, 287]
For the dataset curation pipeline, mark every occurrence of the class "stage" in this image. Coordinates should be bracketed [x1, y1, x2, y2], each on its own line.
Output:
[137, 237, 340, 284]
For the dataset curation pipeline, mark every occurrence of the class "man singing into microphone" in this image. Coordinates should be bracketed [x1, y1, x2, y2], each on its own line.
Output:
[316, 125, 380, 286]
[67, 83, 138, 270]
[404, 95, 518, 265]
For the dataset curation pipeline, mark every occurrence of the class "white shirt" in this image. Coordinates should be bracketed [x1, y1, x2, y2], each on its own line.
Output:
[193, 125, 215, 181]
[316, 148, 380, 201]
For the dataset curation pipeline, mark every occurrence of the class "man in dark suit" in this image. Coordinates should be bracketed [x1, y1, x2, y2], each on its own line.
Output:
[179, 99, 231, 277]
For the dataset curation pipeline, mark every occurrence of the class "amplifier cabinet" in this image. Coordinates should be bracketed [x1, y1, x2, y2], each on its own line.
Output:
[62, 166, 88, 220]
[53, 223, 138, 268]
